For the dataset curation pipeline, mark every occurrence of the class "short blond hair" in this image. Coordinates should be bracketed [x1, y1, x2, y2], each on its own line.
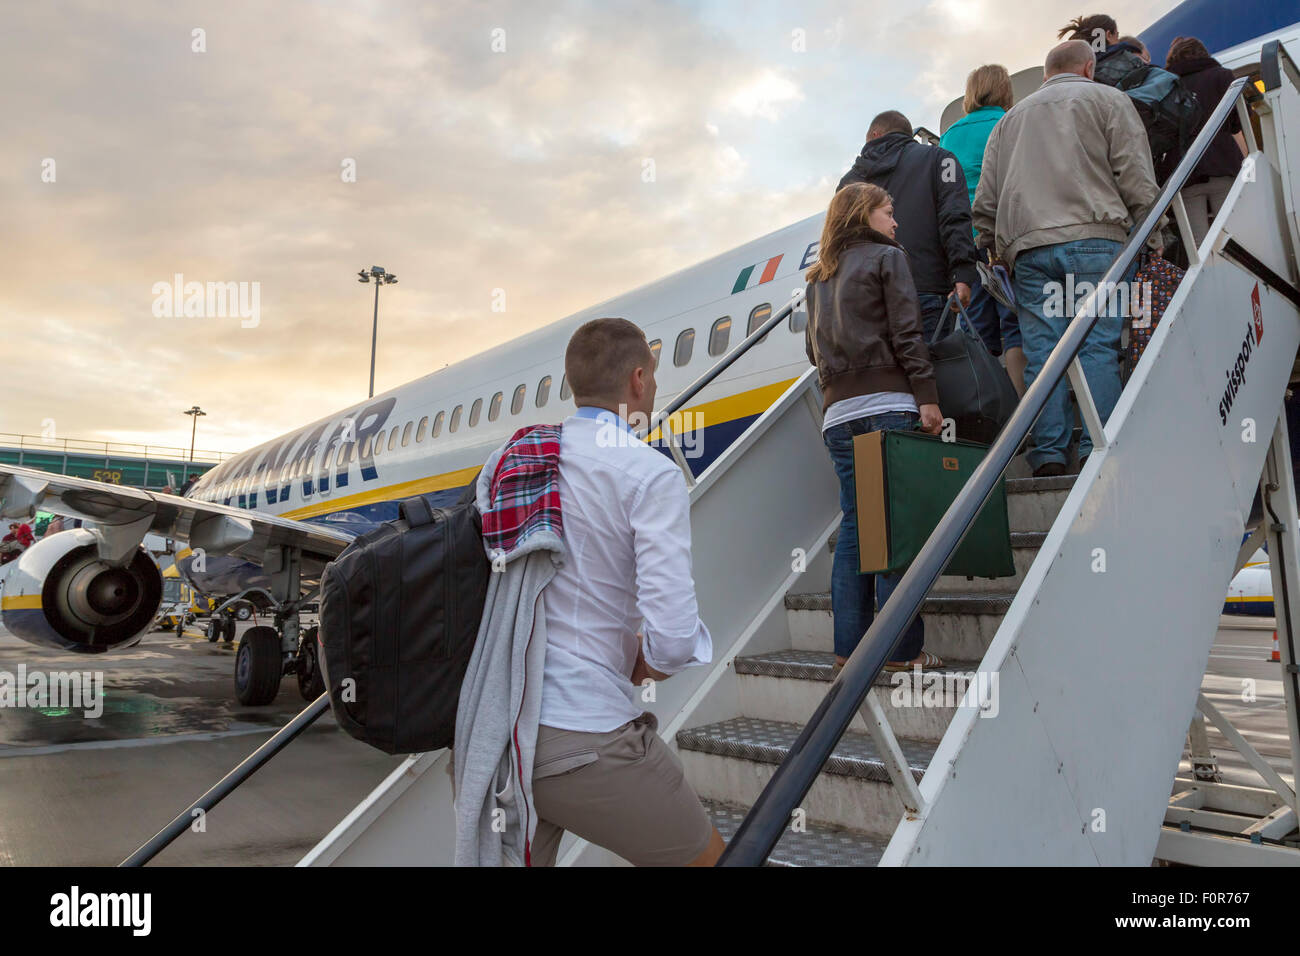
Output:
[963, 64, 1013, 114]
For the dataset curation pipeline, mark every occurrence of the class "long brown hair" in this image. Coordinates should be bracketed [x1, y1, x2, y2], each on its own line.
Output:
[805, 183, 893, 284]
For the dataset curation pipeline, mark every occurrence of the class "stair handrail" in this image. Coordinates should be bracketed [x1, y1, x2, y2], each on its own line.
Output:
[718, 71, 1255, 866]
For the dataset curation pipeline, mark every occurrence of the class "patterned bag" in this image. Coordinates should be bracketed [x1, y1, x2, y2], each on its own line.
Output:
[1128, 251, 1185, 372]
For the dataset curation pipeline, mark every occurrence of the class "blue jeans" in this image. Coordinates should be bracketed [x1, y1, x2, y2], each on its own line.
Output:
[916, 293, 947, 343]
[823, 411, 925, 662]
[1011, 238, 1134, 469]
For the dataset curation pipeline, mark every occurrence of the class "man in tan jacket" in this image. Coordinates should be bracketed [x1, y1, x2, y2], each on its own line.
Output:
[973, 39, 1161, 477]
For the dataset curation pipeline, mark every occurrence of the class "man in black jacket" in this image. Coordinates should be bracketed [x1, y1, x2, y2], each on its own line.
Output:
[836, 110, 977, 340]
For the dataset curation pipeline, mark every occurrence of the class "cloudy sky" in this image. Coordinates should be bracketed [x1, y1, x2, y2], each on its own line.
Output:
[2, 0, 1177, 457]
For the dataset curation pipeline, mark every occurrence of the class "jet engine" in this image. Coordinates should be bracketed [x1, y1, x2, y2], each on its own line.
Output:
[0, 528, 162, 653]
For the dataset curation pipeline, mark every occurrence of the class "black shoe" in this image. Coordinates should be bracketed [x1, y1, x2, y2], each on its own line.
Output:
[1077, 455, 1089, 471]
[1033, 462, 1068, 478]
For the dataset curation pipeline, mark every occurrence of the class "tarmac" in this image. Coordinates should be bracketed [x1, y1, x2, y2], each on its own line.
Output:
[0, 621, 404, 866]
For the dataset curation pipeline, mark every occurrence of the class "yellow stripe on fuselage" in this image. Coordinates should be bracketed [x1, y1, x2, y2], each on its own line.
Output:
[1, 594, 42, 610]
[281, 465, 484, 520]
[645, 377, 797, 442]
[279, 377, 797, 521]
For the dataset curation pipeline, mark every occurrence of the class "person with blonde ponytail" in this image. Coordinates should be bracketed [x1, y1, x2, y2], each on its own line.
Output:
[805, 182, 945, 675]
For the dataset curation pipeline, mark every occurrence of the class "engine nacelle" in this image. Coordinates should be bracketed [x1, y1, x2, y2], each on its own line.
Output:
[0, 529, 162, 653]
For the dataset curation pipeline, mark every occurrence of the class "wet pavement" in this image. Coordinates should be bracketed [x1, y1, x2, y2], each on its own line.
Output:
[0, 622, 405, 866]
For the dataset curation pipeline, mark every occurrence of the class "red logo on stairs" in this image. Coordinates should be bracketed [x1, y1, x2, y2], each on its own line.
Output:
[1252, 283, 1263, 344]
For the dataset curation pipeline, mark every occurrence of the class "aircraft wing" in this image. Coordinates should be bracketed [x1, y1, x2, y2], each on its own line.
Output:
[0, 463, 352, 566]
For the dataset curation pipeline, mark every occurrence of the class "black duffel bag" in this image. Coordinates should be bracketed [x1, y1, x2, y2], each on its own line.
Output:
[318, 480, 489, 754]
[928, 294, 1019, 444]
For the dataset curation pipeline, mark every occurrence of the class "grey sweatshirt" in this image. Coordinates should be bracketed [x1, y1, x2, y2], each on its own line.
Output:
[452, 450, 565, 866]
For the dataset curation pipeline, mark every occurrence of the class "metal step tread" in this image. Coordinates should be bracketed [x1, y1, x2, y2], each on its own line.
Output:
[1005, 474, 1077, 494]
[785, 592, 1016, 614]
[827, 530, 1046, 552]
[677, 716, 935, 782]
[734, 648, 982, 684]
[702, 799, 887, 866]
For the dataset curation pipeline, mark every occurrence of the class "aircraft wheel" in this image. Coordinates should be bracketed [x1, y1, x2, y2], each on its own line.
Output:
[235, 626, 283, 705]
[297, 627, 325, 701]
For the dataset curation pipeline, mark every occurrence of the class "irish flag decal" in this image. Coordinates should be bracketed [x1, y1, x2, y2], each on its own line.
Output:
[732, 254, 783, 294]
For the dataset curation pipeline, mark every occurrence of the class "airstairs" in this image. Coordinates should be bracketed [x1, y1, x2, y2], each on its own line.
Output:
[287, 43, 1300, 867]
[122, 43, 1300, 867]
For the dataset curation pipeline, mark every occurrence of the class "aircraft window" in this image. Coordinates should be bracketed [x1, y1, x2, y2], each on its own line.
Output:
[789, 305, 808, 334]
[560, 374, 571, 401]
[673, 328, 695, 367]
[469, 398, 482, 427]
[536, 375, 551, 407]
[336, 444, 347, 467]
[489, 392, 503, 422]
[389, 428, 400, 451]
[361, 435, 373, 457]
[511, 384, 526, 415]
[708, 317, 731, 357]
[450, 405, 463, 432]
[748, 303, 773, 343]
[401, 422, 412, 447]
[374, 430, 385, 455]
[648, 339, 662, 370]
[432, 411, 445, 438]
[416, 416, 428, 442]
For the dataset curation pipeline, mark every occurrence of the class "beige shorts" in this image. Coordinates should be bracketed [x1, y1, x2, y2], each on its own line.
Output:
[530, 711, 713, 867]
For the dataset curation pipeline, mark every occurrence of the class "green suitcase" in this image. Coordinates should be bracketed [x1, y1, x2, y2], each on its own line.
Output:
[853, 427, 1014, 578]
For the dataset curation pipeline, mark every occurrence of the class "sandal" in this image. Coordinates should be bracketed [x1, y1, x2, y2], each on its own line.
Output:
[883, 650, 944, 672]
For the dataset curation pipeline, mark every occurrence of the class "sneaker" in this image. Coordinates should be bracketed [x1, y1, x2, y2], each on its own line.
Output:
[1033, 461, 1068, 478]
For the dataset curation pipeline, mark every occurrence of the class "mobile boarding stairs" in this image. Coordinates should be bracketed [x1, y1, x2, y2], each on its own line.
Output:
[125, 40, 1300, 866]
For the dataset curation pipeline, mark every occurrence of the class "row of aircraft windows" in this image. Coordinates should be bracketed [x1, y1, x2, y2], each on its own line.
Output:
[201, 302, 808, 501]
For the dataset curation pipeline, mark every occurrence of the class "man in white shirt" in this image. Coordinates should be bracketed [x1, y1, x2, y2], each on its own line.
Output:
[529, 316, 724, 867]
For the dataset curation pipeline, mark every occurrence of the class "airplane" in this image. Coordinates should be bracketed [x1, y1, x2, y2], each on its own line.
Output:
[2, 0, 1297, 708]
[1224, 546, 1274, 616]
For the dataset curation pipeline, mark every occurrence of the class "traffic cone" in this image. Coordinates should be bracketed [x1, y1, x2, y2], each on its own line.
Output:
[1272, 630, 1281, 662]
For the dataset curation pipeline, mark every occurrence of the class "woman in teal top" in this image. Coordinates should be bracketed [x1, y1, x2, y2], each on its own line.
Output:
[939, 65, 1025, 393]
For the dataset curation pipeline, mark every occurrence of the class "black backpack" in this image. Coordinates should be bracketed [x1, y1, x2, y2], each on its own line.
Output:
[318, 481, 490, 754]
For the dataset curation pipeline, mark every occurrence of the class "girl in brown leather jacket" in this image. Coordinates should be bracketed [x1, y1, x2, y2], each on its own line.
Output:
[805, 182, 944, 673]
